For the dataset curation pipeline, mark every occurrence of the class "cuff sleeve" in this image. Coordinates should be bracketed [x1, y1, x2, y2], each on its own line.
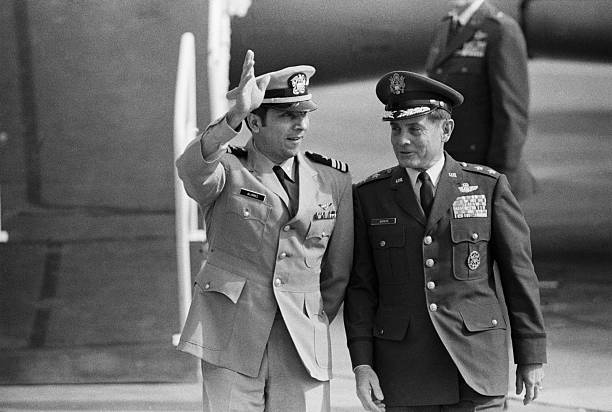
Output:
[199, 115, 241, 162]
[347, 339, 374, 369]
[512, 335, 547, 364]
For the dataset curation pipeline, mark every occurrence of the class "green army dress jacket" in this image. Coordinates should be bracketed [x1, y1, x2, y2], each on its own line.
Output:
[344, 153, 546, 406]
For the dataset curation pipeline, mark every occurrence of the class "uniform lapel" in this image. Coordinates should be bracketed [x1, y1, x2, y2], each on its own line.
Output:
[433, 1, 493, 67]
[293, 152, 318, 223]
[426, 154, 462, 230]
[426, 18, 451, 70]
[391, 167, 426, 227]
[434, 23, 478, 67]
[247, 139, 290, 209]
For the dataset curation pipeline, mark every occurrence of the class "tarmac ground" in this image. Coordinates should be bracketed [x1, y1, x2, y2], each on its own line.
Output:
[1, 60, 611, 411]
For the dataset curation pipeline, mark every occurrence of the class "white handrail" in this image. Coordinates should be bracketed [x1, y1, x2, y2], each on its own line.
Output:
[173, 32, 203, 344]
[172, 0, 252, 347]
[0, 186, 8, 243]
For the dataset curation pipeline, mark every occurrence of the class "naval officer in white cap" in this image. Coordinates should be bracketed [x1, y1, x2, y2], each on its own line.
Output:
[176, 50, 353, 412]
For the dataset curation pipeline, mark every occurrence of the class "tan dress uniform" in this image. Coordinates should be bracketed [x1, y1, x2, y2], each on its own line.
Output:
[176, 116, 353, 411]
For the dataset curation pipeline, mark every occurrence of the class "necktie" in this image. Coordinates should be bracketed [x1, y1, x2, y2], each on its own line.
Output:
[273, 165, 297, 216]
[418, 171, 434, 217]
[448, 16, 460, 41]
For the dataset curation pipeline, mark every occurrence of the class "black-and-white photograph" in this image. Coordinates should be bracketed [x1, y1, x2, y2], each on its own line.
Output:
[1, 1, 611, 411]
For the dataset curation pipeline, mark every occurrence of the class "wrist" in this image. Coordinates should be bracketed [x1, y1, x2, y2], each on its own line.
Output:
[226, 109, 248, 131]
[353, 364, 373, 374]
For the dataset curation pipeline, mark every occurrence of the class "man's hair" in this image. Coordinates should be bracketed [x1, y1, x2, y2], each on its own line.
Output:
[426, 107, 452, 123]
[245, 105, 271, 132]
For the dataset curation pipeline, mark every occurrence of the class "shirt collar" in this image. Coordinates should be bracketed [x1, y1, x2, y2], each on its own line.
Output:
[405, 155, 446, 189]
[278, 157, 296, 182]
[250, 139, 296, 182]
[455, 0, 485, 26]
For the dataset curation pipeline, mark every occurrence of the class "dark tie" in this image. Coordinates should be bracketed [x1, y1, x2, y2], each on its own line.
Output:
[273, 165, 297, 216]
[448, 17, 460, 42]
[418, 171, 434, 217]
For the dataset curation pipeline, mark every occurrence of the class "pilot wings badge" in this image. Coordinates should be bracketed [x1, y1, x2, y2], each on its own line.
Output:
[314, 202, 336, 220]
[458, 182, 479, 193]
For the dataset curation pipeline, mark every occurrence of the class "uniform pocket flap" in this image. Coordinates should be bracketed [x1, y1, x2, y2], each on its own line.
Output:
[304, 292, 326, 319]
[459, 304, 506, 332]
[451, 218, 490, 243]
[227, 194, 271, 223]
[373, 315, 410, 341]
[305, 219, 335, 240]
[195, 265, 246, 304]
[370, 225, 405, 249]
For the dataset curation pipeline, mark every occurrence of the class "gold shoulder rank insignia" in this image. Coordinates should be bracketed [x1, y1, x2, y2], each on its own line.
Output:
[305, 151, 349, 173]
[460, 162, 499, 178]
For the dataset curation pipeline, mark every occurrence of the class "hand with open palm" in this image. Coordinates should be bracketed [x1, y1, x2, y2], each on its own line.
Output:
[226, 50, 271, 129]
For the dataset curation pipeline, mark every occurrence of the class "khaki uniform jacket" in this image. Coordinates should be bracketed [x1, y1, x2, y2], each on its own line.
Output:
[425, 1, 536, 200]
[176, 118, 353, 381]
[344, 154, 546, 406]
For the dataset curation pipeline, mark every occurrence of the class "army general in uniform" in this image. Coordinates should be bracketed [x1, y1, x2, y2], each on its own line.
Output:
[176, 50, 353, 412]
[425, 0, 535, 200]
[344, 71, 546, 411]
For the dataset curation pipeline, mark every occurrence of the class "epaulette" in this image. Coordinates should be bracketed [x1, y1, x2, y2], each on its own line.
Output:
[226, 145, 247, 159]
[459, 162, 500, 178]
[357, 167, 394, 186]
[305, 151, 349, 173]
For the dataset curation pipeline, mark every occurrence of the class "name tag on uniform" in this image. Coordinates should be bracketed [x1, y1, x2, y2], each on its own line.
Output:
[453, 195, 487, 218]
[370, 218, 397, 226]
[240, 188, 266, 202]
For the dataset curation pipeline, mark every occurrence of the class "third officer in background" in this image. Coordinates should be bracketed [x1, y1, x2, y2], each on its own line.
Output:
[344, 71, 546, 411]
[426, 0, 536, 200]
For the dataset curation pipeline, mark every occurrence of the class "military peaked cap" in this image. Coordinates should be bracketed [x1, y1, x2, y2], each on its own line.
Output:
[376, 71, 463, 121]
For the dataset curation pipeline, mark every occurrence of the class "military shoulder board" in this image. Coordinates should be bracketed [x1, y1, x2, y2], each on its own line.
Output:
[357, 167, 394, 186]
[226, 145, 248, 159]
[459, 162, 499, 178]
[305, 151, 349, 173]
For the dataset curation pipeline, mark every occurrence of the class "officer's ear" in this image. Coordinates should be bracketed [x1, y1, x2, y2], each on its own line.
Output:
[441, 119, 454, 142]
[246, 113, 263, 133]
